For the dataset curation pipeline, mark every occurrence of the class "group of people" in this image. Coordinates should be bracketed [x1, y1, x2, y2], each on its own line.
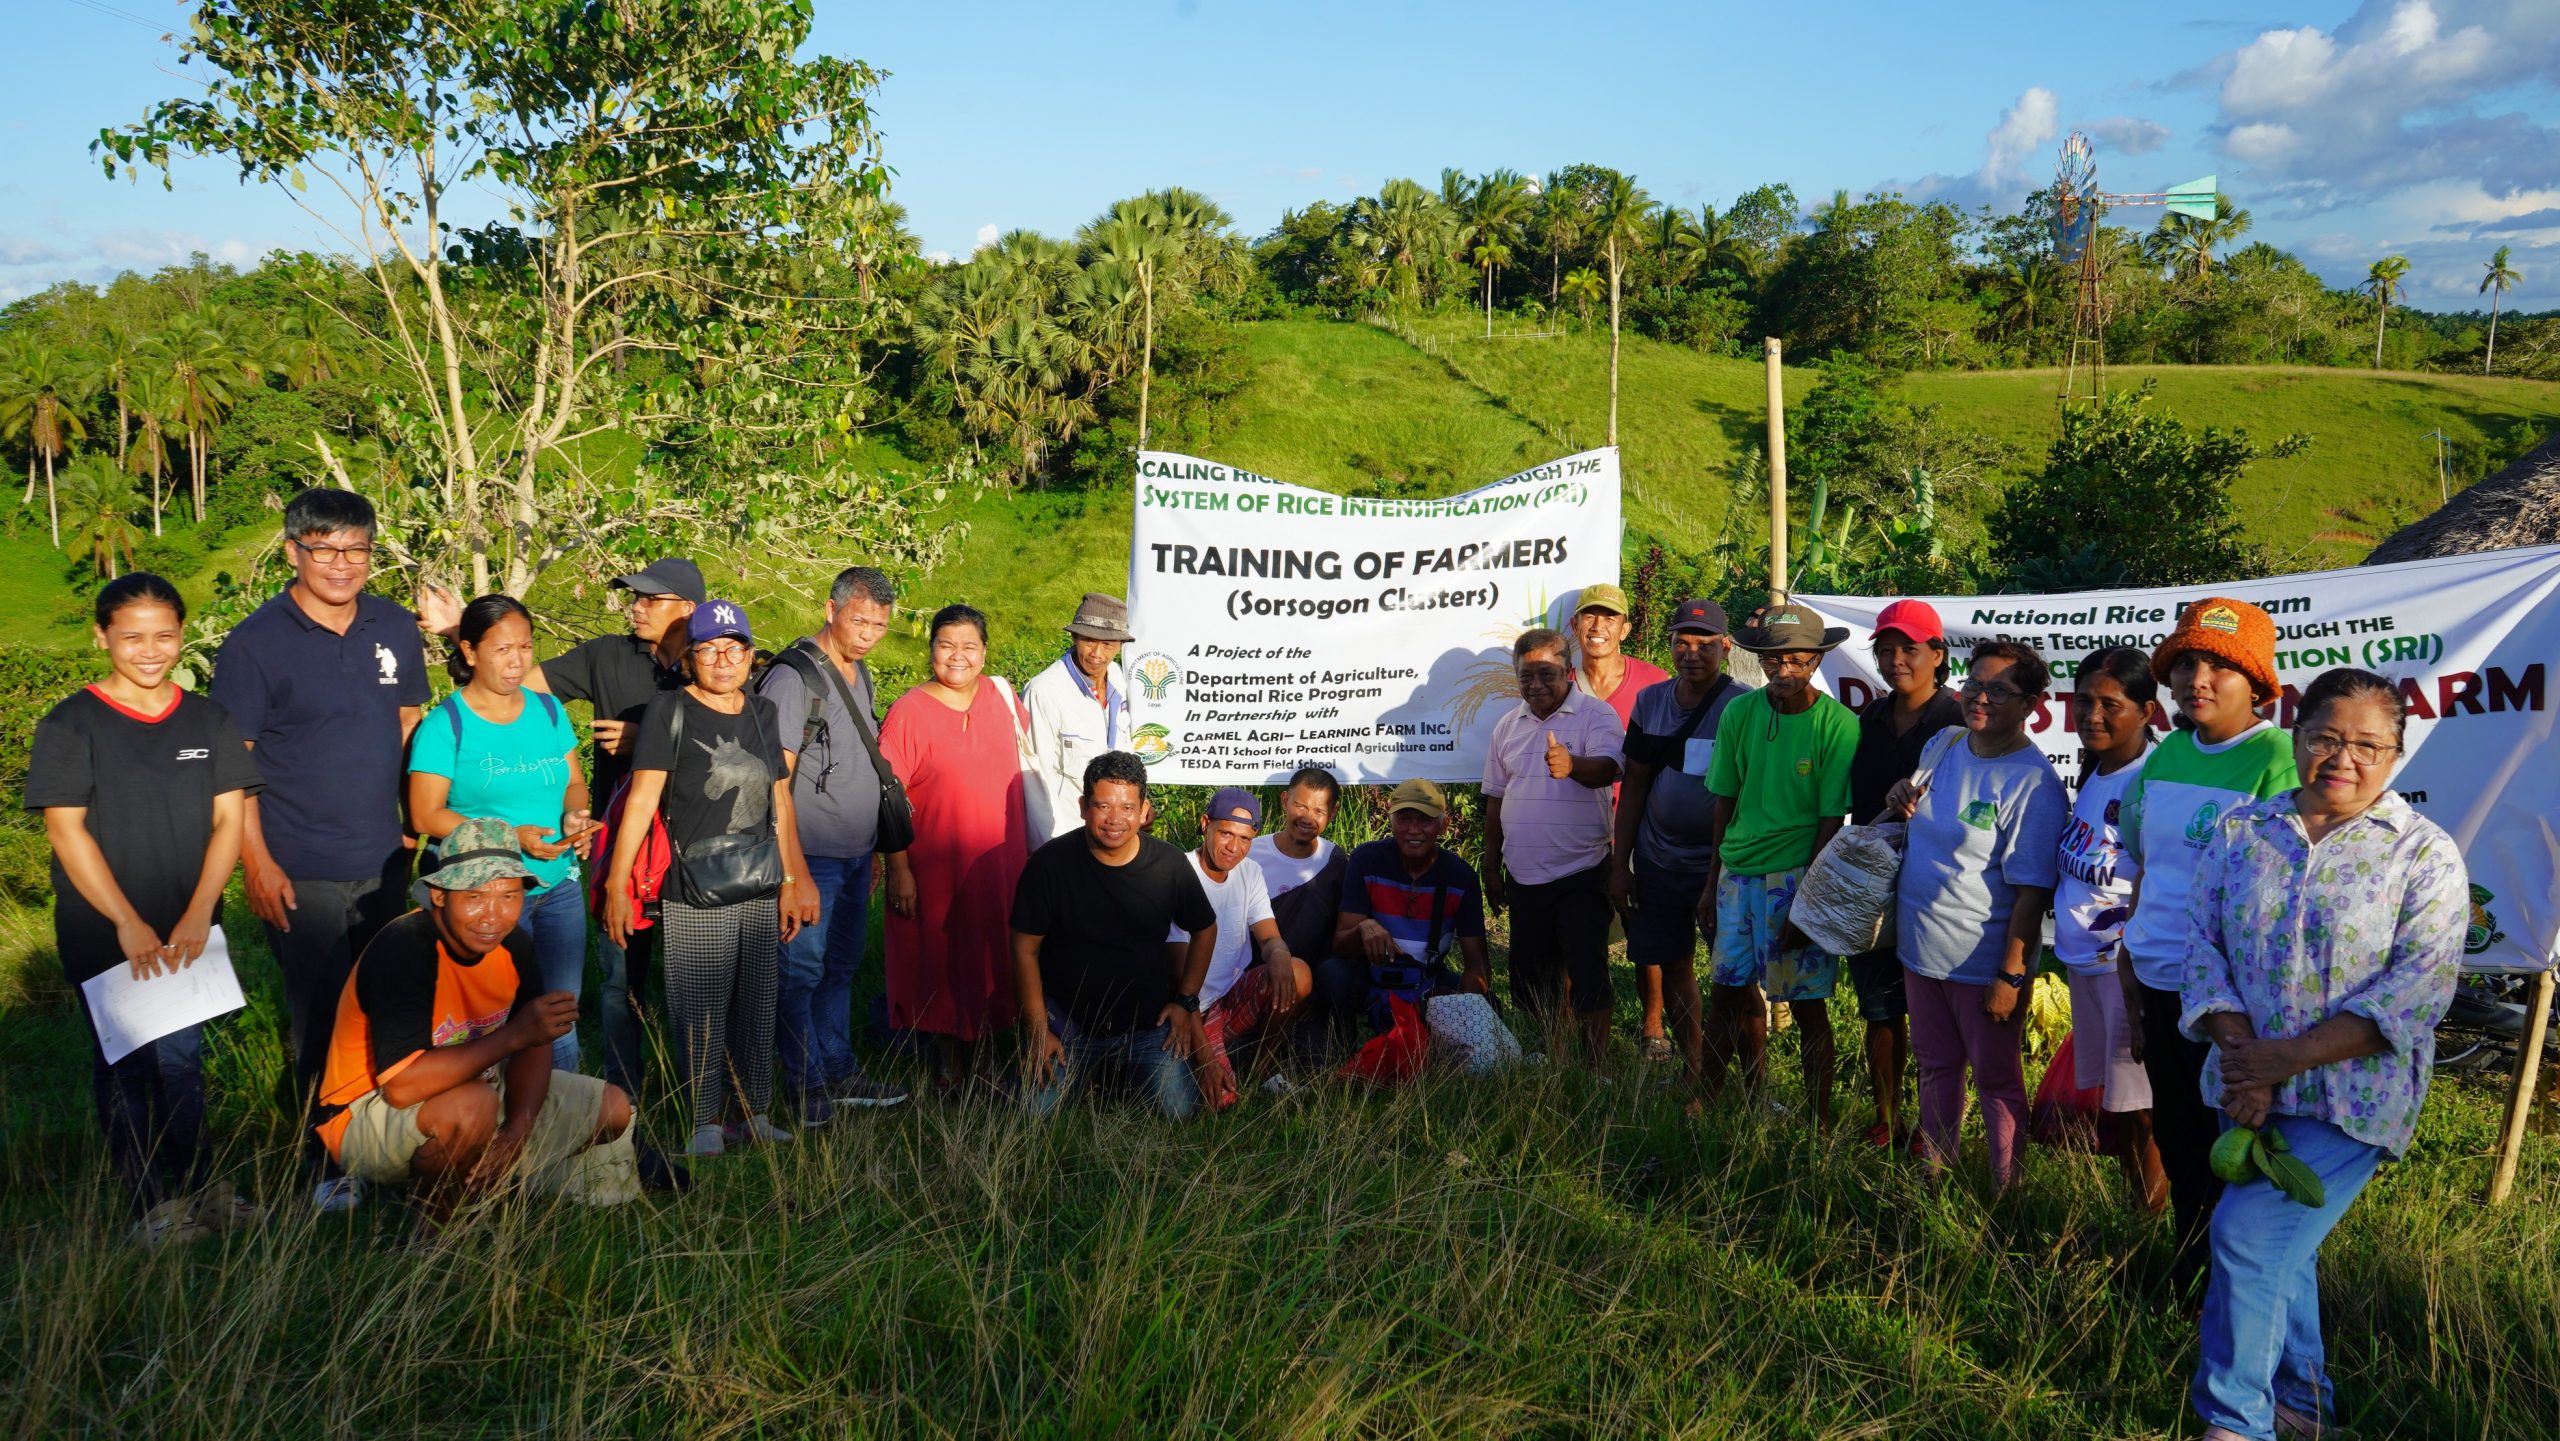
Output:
[33, 487, 2471, 1441]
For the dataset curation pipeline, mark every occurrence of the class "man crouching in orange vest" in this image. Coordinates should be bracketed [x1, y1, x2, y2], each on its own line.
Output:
[313, 817, 639, 1233]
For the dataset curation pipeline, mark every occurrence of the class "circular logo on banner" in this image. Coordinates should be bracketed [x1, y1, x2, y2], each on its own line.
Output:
[2467, 883, 2507, 955]
[1132, 652, 1182, 705]
[1131, 722, 1175, 766]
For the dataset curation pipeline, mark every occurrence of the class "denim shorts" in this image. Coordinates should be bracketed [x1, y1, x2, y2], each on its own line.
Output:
[1622, 855, 1707, 969]
[1708, 867, 1838, 1002]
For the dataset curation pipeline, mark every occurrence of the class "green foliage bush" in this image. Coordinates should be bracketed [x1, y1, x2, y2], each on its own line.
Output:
[0, 644, 106, 906]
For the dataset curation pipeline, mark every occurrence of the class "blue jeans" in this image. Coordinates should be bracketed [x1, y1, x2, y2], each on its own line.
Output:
[594, 925, 652, 1101]
[775, 853, 873, 1094]
[519, 877, 589, 1072]
[2192, 1114, 2385, 1439]
[1019, 1009, 1198, 1119]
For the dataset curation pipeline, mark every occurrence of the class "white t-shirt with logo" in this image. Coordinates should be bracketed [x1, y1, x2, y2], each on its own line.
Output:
[2054, 750, 2148, 975]
[2120, 720, 2299, 991]
[1248, 833, 1335, 898]
[1167, 850, 1275, 1007]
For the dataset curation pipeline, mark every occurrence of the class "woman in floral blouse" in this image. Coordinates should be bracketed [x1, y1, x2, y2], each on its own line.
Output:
[2178, 667, 2466, 1441]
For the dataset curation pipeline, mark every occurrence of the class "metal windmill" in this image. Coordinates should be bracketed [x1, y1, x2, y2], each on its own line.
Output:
[2050, 132, 2220, 405]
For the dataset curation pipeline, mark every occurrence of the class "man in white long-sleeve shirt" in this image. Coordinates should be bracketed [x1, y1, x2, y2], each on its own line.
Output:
[1020, 591, 1135, 845]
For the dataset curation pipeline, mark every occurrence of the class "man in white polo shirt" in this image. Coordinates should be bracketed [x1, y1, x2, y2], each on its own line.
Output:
[1482, 627, 1624, 1067]
[1021, 592, 1136, 845]
[1168, 787, 1312, 1107]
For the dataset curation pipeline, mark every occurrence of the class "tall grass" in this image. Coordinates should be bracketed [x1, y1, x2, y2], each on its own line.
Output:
[3, 890, 2554, 1438]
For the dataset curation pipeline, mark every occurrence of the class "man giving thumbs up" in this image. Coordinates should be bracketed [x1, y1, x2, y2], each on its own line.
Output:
[1482, 627, 1625, 1067]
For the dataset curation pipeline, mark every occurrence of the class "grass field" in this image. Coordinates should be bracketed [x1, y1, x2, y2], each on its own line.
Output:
[3, 890, 2554, 1438]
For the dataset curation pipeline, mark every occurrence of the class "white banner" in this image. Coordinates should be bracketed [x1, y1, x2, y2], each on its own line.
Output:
[1804, 544, 2560, 973]
[1124, 448, 1623, 784]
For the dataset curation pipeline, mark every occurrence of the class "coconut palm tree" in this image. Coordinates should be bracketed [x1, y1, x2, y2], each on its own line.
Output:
[2480, 245, 2521, 374]
[1561, 267, 1603, 326]
[1087, 217, 1168, 448]
[123, 368, 178, 535]
[2146, 194, 2253, 291]
[91, 323, 141, 469]
[55, 454, 144, 579]
[1534, 176, 1581, 306]
[0, 336, 93, 546]
[2364, 255, 2410, 369]
[1464, 172, 1530, 329]
[1593, 173, 1652, 447]
[144, 313, 257, 522]
[277, 301, 360, 388]
[1677, 204, 1754, 283]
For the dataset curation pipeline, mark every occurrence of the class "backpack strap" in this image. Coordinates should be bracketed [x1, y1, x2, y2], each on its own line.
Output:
[758, 641, 832, 755]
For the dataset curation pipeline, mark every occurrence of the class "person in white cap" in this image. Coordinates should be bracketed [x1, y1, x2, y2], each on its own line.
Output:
[1020, 591, 1136, 845]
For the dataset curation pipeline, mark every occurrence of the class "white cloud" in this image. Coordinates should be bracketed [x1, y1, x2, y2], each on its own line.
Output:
[1980, 87, 2061, 193]
[923, 248, 954, 264]
[972, 222, 999, 252]
[2084, 116, 2172, 156]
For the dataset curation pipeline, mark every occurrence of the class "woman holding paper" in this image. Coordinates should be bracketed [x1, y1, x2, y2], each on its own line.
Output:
[28, 573, 262, 1245]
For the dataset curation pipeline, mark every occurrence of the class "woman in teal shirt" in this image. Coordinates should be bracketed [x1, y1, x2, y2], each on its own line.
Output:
[408, 593, 597, 1070]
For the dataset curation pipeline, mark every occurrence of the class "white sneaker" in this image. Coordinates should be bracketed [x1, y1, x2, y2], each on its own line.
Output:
[738, 1114, 794, 1145]
[1260, 1073, 1298, 1097]
[312, 1176, 365, 1215]
[684, 1123, 727, 1158]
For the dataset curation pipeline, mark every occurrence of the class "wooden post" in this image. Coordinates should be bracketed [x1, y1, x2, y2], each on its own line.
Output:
[2488, 966, 2554, 1205]
[1765, 337, 1788, 602]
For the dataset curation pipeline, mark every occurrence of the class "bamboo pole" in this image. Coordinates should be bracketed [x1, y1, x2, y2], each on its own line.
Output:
[1765, 337, 1788, 602]
[2488, 966, 2554, 1205]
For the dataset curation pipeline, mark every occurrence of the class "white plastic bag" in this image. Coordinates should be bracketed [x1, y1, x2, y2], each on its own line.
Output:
[1791, 726, 1963, 957]
[1426, 992, 1523, 1075]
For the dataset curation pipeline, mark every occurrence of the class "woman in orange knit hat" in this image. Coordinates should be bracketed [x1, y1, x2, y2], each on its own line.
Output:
[2117, 597, 2295, 1299]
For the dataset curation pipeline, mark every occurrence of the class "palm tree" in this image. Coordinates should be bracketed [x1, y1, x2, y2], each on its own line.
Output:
[2364, 255, 2410, 369]
[1650, 205, 1700, 284]
[2480, 245, 2521, 374]
[1534, 176, 1581, 305]
[56, 454, 144, 578]
[1088, 217, 1167, 448]
[1561, 267, 1603, 326]
[123, 368, 178, 535]
[277, 301, 359, 388]
[1677, 204, 1753, 283]
[143, 314, 255, 522]
[0, 337, 93, 546]
[2146, 194, 2253, 291]
[91, 323, 141, 469]
[1593, 173, 1652, 447]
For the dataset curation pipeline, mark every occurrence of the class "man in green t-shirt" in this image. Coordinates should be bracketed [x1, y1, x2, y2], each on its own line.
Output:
[1697, 606, 1860, 1128]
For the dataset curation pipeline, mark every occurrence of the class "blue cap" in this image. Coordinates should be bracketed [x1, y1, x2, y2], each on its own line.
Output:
[1204, 786, 1262, 830]
[688, 597, 753, 645]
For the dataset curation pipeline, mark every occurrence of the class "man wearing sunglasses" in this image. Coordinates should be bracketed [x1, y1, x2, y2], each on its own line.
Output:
[212, 487, 432, 1214]
[754, 566, 914, 1124]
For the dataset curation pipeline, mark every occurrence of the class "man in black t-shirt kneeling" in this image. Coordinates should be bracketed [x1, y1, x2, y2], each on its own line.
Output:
[1011, 752, 1218, 1118]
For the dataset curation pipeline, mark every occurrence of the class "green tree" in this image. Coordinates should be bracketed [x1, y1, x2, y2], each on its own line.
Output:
[2480, 245, 2520, 374]
[2146, 194, 2252, 292]
[2364, 255, 2410, 369]
[1560, 267, 1603, 325]
[0, 336, 92, 546]
[1990, 384, 2299, 588]
[1464, 171, 1529, 332]
[1532, 175, 1582, 305]
[1593, 172, 1651, 447]
[122, 367, 177, 534]
[55, 454, 145, 578]
[138, 313, 254, 525]
[104, 0, 912, 597]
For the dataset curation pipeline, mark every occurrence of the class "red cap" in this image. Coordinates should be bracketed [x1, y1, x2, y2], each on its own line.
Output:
[1872, 598, 1944, 645]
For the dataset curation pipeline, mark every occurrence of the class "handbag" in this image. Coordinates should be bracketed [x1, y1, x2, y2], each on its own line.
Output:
[773, 639, 915, 855]
[1792, 726, 1965, 956]
[664, 695, 786, 909]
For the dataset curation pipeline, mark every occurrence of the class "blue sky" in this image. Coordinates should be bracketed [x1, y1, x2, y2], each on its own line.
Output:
[9, 0, 2559, 309]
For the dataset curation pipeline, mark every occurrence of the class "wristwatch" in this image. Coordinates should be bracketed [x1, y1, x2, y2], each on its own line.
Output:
[1170, 992, 1200, 1013]
[1996, 970, 2030, 990]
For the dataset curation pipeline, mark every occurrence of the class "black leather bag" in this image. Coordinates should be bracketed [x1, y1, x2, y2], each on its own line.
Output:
[664, 696, 786, 909]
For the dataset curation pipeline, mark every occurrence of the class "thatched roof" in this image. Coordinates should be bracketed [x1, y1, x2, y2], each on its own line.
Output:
[2366, 431, 2560, 565]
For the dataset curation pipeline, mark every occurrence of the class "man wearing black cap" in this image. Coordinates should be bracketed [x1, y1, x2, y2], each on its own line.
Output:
[1167, 787, 1312, 1107]
[1698, 603, 1859, 1131]
[1021, 591, 1136, 846]
[423, 557, 701, 1112]
[1610, 598, 1742, 1082]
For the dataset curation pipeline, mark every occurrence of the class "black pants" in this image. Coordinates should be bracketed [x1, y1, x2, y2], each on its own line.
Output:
[69, 974, 208, 1216]
[264, 850, 408, 1166]
[1508, 861, 1615, 1018]
[2139, 978, 2224, 1296]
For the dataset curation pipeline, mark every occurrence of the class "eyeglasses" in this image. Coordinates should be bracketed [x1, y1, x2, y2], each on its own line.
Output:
[2301, 732, 2399, 766]
[294, 542, 374, 566]
[1761, 652, 1821, 673]
[691, 642, 751, 664]
[1960, 679, 2027, 703]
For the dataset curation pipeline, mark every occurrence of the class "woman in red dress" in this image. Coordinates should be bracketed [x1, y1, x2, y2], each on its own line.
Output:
[881, 604, 1030, 1089]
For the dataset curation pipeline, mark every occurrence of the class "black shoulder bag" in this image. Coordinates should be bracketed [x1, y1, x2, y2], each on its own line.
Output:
[665, 695, 787, 909]
[775, 640, 916, 855]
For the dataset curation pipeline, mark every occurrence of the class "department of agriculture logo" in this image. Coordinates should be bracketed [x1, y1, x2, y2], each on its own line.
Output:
[2197, 603, 2242, 636]
[2184, 801, 2221, 845]
[2466, 883, 2507, 955]
[1130, 722, 1174, 766]
[1132, 652, 1181, 704]
[1961, 801, 1998, 831]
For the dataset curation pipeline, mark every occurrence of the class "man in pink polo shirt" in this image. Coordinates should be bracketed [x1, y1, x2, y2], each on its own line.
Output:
[1482, 627, 1624, 1067]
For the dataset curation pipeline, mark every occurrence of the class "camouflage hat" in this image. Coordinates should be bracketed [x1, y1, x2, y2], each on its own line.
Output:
[418, 816, 536, 902]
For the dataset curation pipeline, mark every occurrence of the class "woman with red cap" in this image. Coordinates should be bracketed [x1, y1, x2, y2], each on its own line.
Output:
[2118, 597, 2294, 1298]
[1843, 599, 1963, 1151]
